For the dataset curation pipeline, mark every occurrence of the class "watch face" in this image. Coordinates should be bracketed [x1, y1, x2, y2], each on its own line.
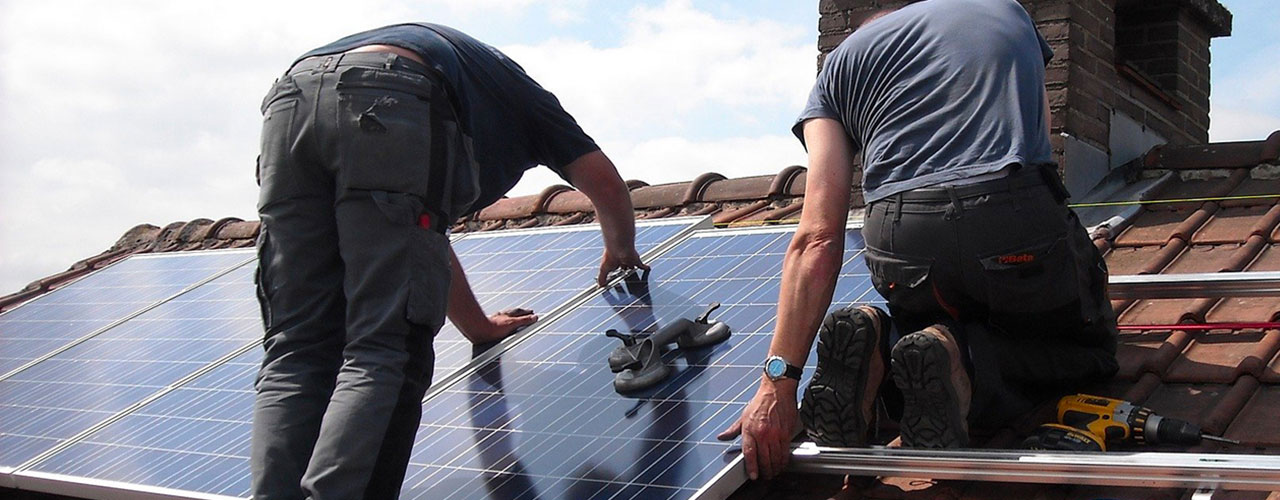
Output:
[765, 357, 786, 378]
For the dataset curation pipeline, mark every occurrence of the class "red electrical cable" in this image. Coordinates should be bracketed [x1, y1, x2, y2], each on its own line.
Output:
[1117, 321, 1280, 331]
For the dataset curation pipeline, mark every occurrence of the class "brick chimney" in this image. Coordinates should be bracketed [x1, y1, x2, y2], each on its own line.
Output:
[815, 0, 1233, 196]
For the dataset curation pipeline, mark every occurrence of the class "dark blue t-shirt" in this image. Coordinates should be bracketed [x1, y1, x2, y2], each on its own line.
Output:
[299, 23, 600, 215]
[794, 0, 1055, 203]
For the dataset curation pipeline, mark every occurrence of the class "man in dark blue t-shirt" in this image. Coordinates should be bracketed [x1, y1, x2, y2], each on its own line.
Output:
[252, 24, 646, 500]
[721, 0, 1117, 483]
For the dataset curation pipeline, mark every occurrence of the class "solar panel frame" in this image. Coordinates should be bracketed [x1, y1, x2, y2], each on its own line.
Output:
[14, 470, 240, 500]
[0, 250, 256, 382]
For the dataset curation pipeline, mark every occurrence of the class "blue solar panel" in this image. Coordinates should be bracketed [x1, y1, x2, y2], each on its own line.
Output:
[28, 349, 258, 496]
[433, 219, 699, 380]
[20, 219, 701, 497]
[1, 261, 261, 469]
[19, 223, 881, 500]
[0, 251, 252, 377]
[397, 226, 878, 499]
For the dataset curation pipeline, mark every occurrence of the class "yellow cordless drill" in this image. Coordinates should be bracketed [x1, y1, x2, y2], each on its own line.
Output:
[1056, 394, 1238, 446]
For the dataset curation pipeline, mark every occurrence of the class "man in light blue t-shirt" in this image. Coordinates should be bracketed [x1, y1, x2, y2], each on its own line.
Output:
[721, 0, 1117, 482]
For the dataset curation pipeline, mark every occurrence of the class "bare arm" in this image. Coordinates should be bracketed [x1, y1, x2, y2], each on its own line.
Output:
[560, 150, 648, 286]
[719, 118, 855, 480]
[446, 245, 537, 344]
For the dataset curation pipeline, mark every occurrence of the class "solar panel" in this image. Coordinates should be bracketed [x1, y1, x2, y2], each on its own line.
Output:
[397, 226, 879, 500]
[433, 218, 704, 381]
[25, 349, 259, 497]
[13, 222, 881, 500]
[1, 260, 262, 469]
[16, 219, 705, 498]
[0, 251, 253, 378]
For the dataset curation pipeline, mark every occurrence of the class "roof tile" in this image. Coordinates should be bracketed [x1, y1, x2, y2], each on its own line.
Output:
[686, 172, 727, 203]
[711, 200, 771, 225]
[1207, 376, 1262, 436]
[1147, 139, 1273, 170]
[1104, 245, 1165, 274]
[630, 182, 690, 210]
[701, 174, 776, 202]
[1113, 208, 1196, 247]
[1264, 350, 1280, 384]
[475, 195, 540, 222]
[1223, 177, 1280, 208]
[1119, 297, 1200, 326]
[1192, 205, 1278, 244]
[769, 166, 809, 197]
[1153, 170, 1247, 210]
[543, 186, 593, 214]
[1164, 329, 1280, 383]
[1116, 330, 1192, 380]
[1226, 381, 1280, 447]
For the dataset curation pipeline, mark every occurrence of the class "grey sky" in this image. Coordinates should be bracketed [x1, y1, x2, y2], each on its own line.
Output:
[0, 0, 1276, 296]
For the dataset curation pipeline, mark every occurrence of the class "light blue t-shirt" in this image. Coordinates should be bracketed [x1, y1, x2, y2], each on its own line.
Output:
[794, 0, 1055, 203]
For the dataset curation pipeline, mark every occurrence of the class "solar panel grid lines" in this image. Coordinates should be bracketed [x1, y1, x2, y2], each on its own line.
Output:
[23, 349, 262, 498]
[16, 341, 262, 473]
[0, 259, 264, 470]
[14, 217, 709, 500]
[428, 217, 710, 398]
[398, 224, 880, 500]
[0, 250, 257, 382]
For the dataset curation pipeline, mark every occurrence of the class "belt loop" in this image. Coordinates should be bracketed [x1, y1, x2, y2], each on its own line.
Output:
[384, 53, 396, 70]
[892, 193, 904, 224]
[944, 187, 963, 220]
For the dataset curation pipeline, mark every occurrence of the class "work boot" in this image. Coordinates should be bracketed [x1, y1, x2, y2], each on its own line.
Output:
[801, 305, 890, 446]
[890, 325, 971, 448]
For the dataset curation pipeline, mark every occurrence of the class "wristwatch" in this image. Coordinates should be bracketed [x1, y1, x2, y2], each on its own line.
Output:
[763, 355, 802, 382]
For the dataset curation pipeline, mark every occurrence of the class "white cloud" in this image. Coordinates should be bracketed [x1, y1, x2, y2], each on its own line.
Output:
[503, 0, 815, 140]
[1209, 108, 1280, 143]
[1208, 40, 1280, 142]
[0, 0, 817, 295]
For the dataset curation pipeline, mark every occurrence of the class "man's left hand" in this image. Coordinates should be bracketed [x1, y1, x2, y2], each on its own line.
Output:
[717, 378, 799, 481]
[467, 308, 537, 344]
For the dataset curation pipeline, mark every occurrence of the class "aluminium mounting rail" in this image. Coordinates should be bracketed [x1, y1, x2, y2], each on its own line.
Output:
[785, 444, 1280, 491]
[1108, 271, 1280, 299]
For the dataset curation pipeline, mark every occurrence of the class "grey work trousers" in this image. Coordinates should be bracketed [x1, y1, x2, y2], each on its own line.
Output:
[862, 165, 1119, 427]
[251, 52, 458, 500]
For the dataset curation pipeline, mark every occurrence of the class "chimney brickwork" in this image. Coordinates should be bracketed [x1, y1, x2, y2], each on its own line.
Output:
[815, 0, 1231, 192]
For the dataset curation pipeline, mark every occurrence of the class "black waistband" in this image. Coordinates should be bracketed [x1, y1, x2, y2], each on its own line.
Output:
[890, 166, 1051, 203]
[286, 51, 432, 77]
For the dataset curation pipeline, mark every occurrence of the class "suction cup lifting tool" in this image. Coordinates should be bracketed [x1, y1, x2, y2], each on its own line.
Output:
[609, 302, 732, 394]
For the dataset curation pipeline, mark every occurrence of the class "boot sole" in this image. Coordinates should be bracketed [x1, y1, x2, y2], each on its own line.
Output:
[800, 306, 882, 447]
[891, 332, 969, 449]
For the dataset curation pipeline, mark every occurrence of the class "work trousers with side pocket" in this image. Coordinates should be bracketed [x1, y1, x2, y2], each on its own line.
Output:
[862, 165, 1119, 428]
[251, 52, 466, 500]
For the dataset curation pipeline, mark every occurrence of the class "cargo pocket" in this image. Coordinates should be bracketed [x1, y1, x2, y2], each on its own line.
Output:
[406, 228, 451, 335]
[370, 190, 450, 334]
[978, 235, 1078, 314]
[335, 67, 435, 197]
[863, 246, 933, 311]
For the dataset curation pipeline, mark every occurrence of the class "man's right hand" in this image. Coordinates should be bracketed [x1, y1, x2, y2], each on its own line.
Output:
[596, 246, 649, 287]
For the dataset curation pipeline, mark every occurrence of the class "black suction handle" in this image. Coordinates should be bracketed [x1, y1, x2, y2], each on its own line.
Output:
[608, 303, 734, 394]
